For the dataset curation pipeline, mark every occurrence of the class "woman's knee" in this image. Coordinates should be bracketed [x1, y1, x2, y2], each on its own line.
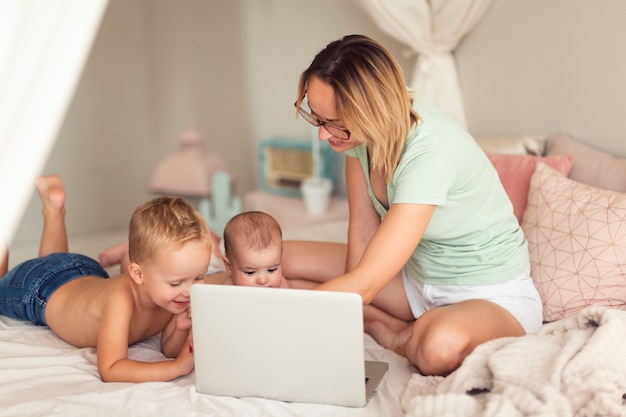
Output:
[406, 312, 472, 376]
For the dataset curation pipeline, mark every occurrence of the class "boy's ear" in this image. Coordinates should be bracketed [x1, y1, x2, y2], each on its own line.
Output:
[128, 262, 144, 284]
[222, 256, 232, 273]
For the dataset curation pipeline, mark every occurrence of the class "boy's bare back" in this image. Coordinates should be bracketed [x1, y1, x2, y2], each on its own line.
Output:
[45, 273, 172, 349]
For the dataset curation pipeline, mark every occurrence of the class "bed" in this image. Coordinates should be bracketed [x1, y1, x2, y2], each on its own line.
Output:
[2, 133, 626, 417]
[2, 221, 418, 417]
[0, 314, 416, 416]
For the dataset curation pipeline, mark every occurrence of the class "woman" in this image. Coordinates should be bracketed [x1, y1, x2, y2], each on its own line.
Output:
[283, 34, 542, 376]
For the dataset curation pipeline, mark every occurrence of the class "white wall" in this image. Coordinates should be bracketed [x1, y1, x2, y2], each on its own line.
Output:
[457, 0, 626, 156]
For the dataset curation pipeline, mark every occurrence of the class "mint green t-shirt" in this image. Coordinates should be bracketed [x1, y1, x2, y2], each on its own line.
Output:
[346, 96, 529, 285]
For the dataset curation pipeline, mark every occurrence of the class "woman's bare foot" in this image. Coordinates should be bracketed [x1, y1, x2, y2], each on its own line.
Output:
[98, 241, 129, 268]
[364, 320, 413, 357]
[35, 175, 66, 215]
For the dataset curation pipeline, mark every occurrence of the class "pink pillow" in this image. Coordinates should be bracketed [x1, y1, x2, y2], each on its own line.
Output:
[486, 153, 574, 223]
[521, 162, 626, 322]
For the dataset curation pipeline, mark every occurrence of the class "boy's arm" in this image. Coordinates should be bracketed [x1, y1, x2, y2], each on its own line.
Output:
[96, 291, 194, 383]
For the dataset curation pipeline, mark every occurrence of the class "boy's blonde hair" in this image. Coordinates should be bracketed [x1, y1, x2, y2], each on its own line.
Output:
[223, 211, 282, 260]
[128, 196, 212, 264]
[295, 34, 419, 182]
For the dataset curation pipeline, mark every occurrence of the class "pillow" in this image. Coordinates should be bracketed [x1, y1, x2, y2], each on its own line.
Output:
[486, 153, 573, 223]
[476, 135, 548, 155]
[547, 132, 626, 192]
[521, 162, 626, 322]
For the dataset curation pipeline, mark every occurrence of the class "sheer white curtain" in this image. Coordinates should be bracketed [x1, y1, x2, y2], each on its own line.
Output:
[0, 0, 108, 247]
[355, 0, 493, 128]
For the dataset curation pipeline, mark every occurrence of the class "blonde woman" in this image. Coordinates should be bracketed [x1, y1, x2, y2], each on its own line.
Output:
[283, 34, 542, 376]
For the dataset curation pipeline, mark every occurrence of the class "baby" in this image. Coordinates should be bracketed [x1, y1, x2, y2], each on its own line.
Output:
[221, 211, 289, 288]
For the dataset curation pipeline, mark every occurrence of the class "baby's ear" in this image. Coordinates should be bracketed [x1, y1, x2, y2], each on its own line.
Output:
[128, 262, 144, 284]
[221, 256, 232, 273]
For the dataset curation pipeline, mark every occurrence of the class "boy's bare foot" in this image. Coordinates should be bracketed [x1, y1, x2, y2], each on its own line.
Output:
[1, 246, 8, 278]
[364, 320, 413, 357]
[35, 175, 66, 216]
[35, 174, 69, 256]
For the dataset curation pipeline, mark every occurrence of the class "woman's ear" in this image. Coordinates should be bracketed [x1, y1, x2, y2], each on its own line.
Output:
[128, 262, 144, 284]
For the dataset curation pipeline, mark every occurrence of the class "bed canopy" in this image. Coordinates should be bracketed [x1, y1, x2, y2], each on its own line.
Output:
[355, 0, 493, 128]
[0, 0, 108, 249]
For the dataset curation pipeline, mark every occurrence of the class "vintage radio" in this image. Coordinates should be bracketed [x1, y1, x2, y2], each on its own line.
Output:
[258, 137, 337, 197]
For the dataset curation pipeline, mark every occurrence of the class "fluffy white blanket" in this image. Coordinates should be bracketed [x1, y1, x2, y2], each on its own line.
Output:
[401, 306, 626, 417]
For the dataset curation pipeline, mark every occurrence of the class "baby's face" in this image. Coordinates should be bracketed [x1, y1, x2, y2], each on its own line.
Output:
[227, 244, 287, 288]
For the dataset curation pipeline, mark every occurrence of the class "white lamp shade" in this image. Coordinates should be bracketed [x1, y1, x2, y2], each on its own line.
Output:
[149, 128, 230, 197]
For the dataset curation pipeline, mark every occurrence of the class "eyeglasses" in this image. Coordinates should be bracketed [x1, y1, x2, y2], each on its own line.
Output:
[294, 102, 351, 141]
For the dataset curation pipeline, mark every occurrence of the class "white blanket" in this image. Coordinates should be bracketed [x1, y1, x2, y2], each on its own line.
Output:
[401, 306, 626, 417]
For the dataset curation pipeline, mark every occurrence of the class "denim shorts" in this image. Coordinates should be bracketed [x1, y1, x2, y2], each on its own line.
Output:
[403, 267, 543, 334]
[0, 252, 109, 326]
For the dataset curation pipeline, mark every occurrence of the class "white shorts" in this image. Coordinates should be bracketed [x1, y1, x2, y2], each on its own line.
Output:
[402, 268, 543, 334]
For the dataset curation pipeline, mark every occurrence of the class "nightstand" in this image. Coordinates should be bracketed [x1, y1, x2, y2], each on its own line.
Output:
[243, 190, 349, 231]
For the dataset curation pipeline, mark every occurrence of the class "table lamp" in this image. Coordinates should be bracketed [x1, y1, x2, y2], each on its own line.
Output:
[149, 128, 229, 197]
[148, 127, 241, 236]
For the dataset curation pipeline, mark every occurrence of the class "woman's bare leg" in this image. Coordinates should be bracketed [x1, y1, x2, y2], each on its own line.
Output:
[98, 240, 129, 270]
[367, 299, 525, 376]
[282, 240, 347, 283]
[99, 230, 221, 275]
[35, 175, 68, 256]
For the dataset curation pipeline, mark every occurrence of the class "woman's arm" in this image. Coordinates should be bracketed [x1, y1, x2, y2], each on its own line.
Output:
[344, 156, 380, 273]
[317, 157, 436, 303]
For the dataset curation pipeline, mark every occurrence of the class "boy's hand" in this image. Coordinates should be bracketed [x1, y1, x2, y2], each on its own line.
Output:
[175, 332, 195, 376]
[176, 304, 192, 331]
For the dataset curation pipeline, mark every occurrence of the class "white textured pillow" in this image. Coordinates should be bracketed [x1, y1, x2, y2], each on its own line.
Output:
[475, 135, 548, 155]
[521, 162, 626, 322]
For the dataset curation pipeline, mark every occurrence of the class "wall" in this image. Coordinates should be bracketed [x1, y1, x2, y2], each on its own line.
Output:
[457, 0, 626, 156]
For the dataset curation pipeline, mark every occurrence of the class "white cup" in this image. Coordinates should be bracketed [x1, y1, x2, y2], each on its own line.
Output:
[300, 178, 332, 216]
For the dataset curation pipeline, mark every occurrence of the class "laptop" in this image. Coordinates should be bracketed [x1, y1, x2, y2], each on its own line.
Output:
[190, 284, 388, 407]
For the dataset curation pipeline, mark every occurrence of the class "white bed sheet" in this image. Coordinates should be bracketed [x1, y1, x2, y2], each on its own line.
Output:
[1, 219, 416, 416]
[0, 314, 414, 417]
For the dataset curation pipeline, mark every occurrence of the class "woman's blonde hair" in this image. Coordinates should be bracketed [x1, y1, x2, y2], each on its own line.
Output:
[296, 34, 419, 182]
[128, 196, 212, 264]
